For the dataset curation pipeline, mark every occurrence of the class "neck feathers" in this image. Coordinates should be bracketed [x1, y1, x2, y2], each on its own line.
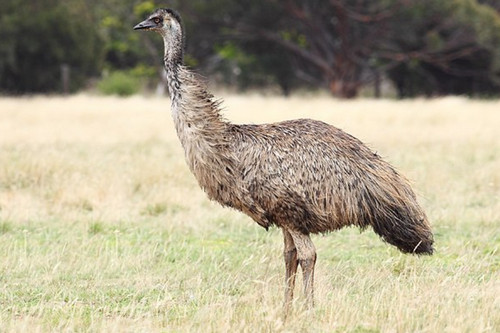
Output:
[162, 26, 184, 66]
[168, 66, 225, 125]
[162, 35, 226, 145]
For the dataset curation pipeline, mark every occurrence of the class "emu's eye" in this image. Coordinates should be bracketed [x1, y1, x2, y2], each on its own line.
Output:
[153, 17, 160, 24]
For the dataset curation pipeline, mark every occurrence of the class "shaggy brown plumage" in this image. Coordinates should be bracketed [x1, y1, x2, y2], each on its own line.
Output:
[134, 8, 434, 311]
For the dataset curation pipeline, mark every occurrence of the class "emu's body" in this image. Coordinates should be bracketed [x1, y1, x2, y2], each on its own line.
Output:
[134, 8, 434, 310]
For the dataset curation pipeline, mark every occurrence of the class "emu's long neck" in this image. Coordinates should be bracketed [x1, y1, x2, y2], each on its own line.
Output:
[162, 30, 184, 107]
[162, 34, 228, 158]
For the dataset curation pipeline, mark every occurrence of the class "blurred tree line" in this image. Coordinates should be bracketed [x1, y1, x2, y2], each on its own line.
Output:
[1, 0, 500, 98]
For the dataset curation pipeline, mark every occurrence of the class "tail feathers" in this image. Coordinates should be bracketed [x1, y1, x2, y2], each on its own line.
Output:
[371, 204, 434, 255]
[357, 167, 434, 255]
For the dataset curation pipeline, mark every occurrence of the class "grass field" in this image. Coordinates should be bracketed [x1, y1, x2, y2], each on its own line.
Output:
[0, 95, 499, 332]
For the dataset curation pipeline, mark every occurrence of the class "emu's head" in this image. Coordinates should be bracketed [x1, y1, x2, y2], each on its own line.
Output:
[133, 8, 183, 39]
[134, 8, 184, 63]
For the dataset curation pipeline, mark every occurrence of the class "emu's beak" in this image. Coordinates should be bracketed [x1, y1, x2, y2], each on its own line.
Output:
[133, 19, 155, 30]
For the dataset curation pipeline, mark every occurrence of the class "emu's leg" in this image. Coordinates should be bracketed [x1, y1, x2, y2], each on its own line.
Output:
[288, 230, 316, 309]
[283, 228, 298, 315]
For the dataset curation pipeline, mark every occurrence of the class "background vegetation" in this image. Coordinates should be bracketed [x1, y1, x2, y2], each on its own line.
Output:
[0, 95, 499, 331]
[1, 0, 500, 97]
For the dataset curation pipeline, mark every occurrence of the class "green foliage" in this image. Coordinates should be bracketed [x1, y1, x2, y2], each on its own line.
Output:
[1, 0, 500, 96]
[97, 71, 141, 96]
[133, 1, 157, 17]
[280, 30, 307, 48]
[0, 0, 104, 94]
[183, 54, 199, 67]
[216, 42, 246, 61]
[385, 0, 500, 97]
[129, 64, 156, 78]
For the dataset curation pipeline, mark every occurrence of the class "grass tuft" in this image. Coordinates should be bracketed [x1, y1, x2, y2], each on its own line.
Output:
[88, 221, 105, 235]
[0, 221, 12, 234]
[141, 203, 168, 217]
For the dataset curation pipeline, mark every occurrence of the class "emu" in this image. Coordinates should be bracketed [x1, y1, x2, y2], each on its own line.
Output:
[134, 8, 433, 311]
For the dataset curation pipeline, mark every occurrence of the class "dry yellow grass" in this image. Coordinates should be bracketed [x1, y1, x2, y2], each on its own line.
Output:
[0, 95, 499, 332]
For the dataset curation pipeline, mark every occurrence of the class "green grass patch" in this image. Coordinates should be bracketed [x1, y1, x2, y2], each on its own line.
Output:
[97, 71, 142, 96]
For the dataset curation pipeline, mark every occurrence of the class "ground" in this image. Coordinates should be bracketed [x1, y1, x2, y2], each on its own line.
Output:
[0, 95, 499, 332]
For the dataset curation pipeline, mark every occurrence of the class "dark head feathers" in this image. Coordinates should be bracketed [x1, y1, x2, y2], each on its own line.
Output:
[165, 8, 182, 24]
[150, 8, 182, 25]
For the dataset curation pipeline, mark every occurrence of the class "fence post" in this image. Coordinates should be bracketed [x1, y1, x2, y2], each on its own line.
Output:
[374, 69, 381, 99]
[61, 64, 70, 95]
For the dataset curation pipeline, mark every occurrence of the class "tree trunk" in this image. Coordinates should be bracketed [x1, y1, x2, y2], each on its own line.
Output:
[329, 79, 359, 98]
